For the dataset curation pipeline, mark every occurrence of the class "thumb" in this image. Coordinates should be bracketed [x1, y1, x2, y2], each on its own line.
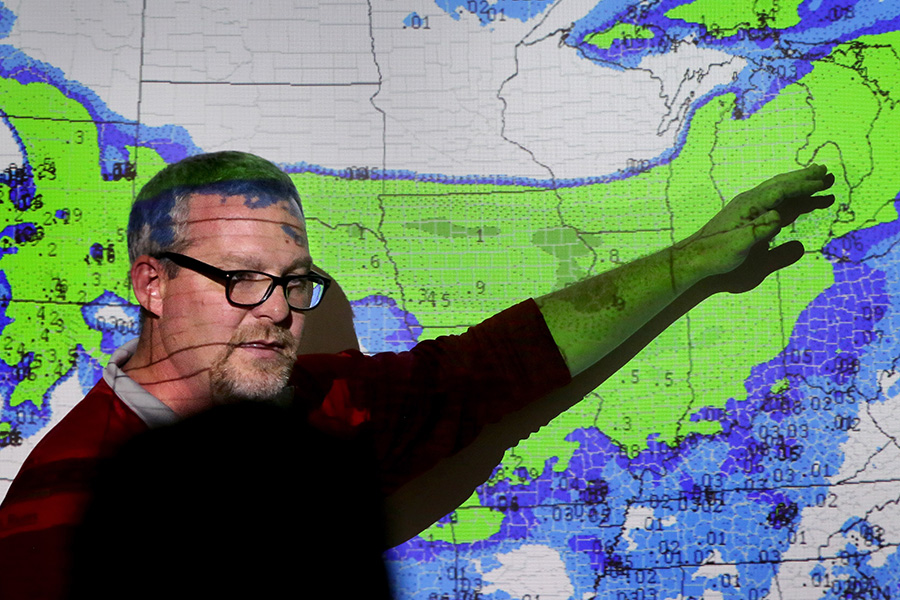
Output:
[767, 239, 805, 270]
[717, 240, 805, 294]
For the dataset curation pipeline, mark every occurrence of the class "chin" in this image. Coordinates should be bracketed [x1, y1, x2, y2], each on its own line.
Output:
[211, 378, 290, 404]
[209, 356, 292, 404]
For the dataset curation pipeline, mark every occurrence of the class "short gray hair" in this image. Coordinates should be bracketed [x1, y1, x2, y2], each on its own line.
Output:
[128, 151, 303, 268]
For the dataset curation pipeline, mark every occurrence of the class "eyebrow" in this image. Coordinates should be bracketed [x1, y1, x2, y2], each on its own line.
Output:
[218, 253, 313, 274]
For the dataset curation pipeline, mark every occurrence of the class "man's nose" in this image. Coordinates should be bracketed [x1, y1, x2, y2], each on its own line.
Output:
[252, 283, 292, 323]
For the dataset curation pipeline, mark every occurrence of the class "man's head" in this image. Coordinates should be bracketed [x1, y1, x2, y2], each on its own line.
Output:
[128, 151, 303, 266]
[126, 151, 315, 410]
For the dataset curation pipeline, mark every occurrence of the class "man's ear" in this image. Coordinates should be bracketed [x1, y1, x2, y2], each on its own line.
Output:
[131, 255, 166, 318]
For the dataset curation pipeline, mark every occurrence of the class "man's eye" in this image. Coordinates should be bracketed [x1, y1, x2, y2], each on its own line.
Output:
[232, 271, 268, 282]
[286, 278, 311, 290]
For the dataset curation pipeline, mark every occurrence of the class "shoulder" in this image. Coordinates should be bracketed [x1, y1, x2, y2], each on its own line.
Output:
[0, 379, 148, 533]
[20, 379, 147, 468]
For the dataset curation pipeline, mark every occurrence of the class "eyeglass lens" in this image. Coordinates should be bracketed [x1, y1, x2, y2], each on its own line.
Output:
[228, 273, 324, 309]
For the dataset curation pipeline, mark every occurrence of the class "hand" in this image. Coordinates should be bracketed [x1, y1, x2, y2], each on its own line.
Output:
[679, 164, 835, 280]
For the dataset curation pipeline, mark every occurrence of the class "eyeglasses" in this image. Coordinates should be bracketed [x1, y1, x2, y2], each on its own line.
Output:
[158, 252, 330, 311]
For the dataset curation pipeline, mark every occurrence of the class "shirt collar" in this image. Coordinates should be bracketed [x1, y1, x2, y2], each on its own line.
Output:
[103, 339, 180, 428]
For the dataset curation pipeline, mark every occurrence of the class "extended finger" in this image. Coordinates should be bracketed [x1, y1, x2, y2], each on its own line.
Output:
[715, 239, 805, 294]
[730, 168, 828, 221]
[764, 164, 831, 188]
[741, 239, 805, 283]
[753, 165, 833, 205]
[778, 193, 836, 226]
[765, 173, 833, 209]
[764, 239, 806, 273]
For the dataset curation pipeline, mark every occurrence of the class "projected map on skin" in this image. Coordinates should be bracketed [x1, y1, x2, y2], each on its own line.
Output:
[1, 0, 900, 598]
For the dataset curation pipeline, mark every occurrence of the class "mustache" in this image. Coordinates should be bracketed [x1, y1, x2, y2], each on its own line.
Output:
[227, 325, 300, 355]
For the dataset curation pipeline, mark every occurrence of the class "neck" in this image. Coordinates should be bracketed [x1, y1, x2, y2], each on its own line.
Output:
[122, 328, 215, 417]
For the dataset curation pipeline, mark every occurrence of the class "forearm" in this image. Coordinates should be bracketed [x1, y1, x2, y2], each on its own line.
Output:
[535, 237, 710, 377]
[535, 164, 833, 377]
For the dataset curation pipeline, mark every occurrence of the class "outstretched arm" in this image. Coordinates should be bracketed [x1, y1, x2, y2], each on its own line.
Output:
[536, 164, 835, 376]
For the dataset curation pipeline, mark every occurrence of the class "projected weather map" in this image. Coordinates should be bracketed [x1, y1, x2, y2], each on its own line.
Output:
[1, 0, 900, 598]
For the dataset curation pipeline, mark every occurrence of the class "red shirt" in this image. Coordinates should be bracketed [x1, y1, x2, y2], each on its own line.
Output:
[0, 299, 570, 599]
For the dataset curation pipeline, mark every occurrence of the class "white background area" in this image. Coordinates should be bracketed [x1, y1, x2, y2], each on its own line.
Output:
[4, 0, 741, 179]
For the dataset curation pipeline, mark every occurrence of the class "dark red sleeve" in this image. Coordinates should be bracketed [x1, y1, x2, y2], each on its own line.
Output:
[295, 298, 571, 493]
[0, 381, 148, 600]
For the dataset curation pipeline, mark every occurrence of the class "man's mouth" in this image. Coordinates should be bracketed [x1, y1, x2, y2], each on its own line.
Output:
[235, 340, 288, 356]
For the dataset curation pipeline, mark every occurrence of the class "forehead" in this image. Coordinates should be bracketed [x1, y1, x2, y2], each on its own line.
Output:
[184, 192, 308, 256]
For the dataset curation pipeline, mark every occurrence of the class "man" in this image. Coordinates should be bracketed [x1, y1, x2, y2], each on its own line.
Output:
[0, 151, 834, 598]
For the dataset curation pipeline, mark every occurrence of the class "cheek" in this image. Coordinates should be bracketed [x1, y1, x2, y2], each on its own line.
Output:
[271, 312, 306, 354]
[290, 315, 306, 342]
[162, 285, 243, 349]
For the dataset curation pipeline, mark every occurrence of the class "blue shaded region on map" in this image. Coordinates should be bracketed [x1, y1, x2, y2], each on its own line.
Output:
[815, 544, 899, 600]
[69, 345, 104, 398]
[403, 13, 424, 28]
[0, 270, 10, 336]
[388, 200, 900, 598]
[0, 155, 36, 211]
[572, 0, 900, 118]
[0, 271, 37, 440]
[434, 0, 554, 25]
[89, 243, 105, 263]
[0, 345, 102, 442]
[0, 222, 39, 246]
[351, 295, 422, 353]
[81, 291, 140, 355]
[0, 271, 28, 438]
[0, 2, 12, 37]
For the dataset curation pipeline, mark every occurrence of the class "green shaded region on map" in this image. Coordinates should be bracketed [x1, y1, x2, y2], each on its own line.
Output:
[806, 31, 900, 239]
[0, 78, 162, 412]
[797, 61, 878, 188]
[463, 34, 900, 497]
[295, 64, 854, 494]
[399, 36, 900, 537]
[405, 220, 500, 241]
[665, 0, 803, 33]
[533, 227, 593, 287]
[420, 489, 504, 544]
[300, 183, 567, 329]
[583, 23, 654, 50]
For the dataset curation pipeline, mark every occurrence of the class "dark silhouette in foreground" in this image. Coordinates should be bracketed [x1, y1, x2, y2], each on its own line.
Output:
[69, 401, 391, 600]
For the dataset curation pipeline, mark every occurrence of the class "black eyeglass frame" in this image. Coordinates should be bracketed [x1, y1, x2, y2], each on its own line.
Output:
[157, 251, 331, 311]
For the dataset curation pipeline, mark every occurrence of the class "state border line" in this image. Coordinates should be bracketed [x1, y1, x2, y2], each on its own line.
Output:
[0, 298, 133, 308]
[458, 476, 900, 516]
[0, 114, 134, 126]
[431, 510, 898, 572]
[589, 543, 900, 573]
[141, 79, 381, 87]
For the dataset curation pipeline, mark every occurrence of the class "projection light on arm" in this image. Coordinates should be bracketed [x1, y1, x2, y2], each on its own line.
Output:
[536, 164, 836, 377]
